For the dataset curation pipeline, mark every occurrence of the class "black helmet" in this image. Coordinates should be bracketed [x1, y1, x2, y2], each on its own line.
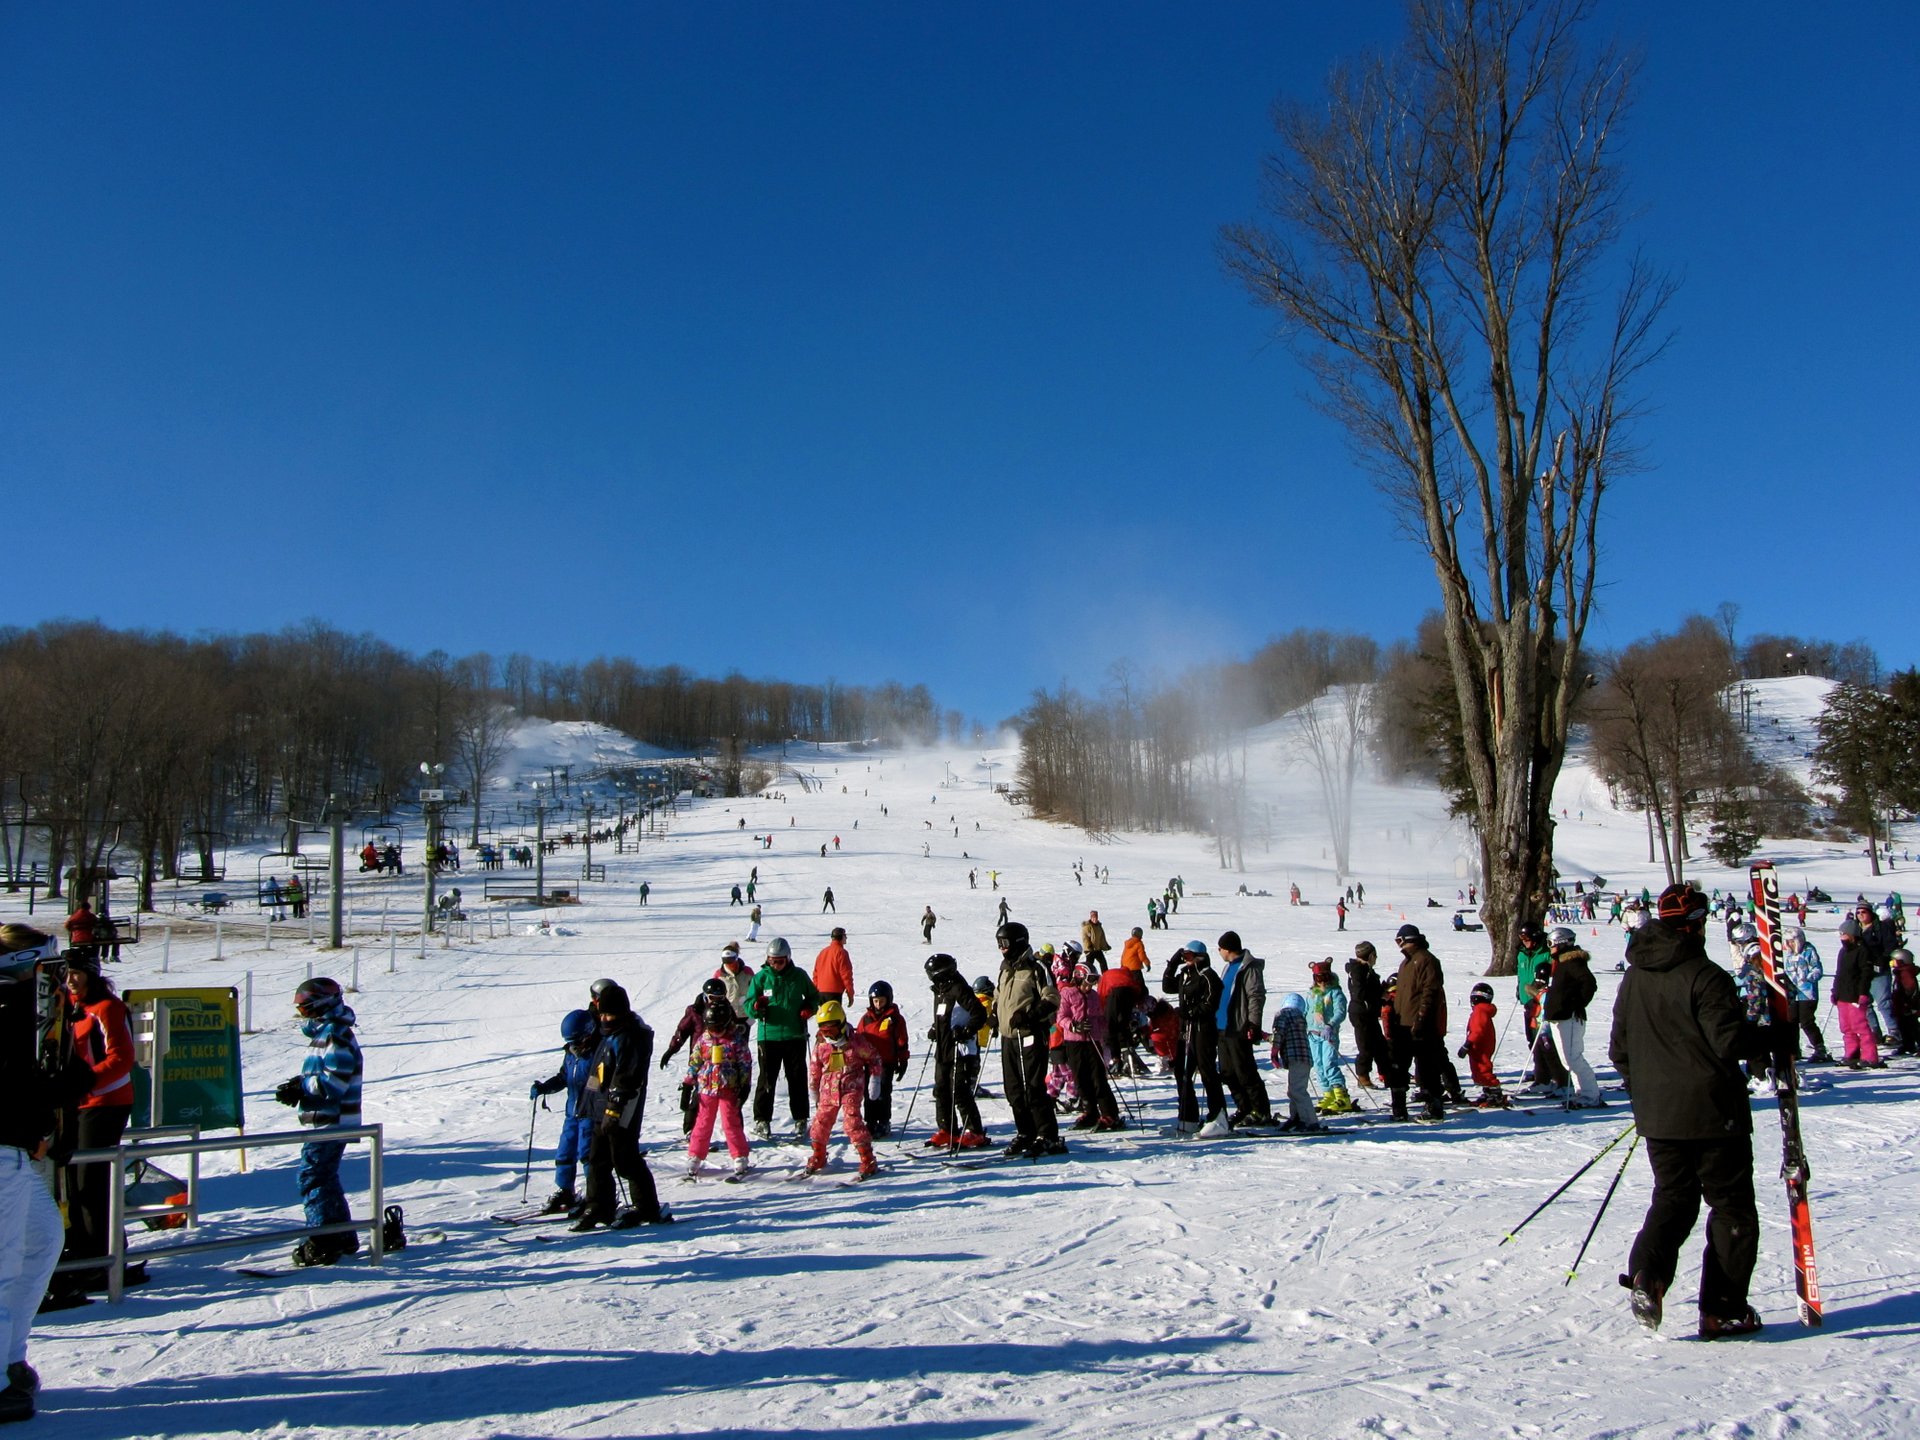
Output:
[702, 995, 735, 1027]
[595, 982, 631, 1018]
[973, 975, 994, 993]
[701, 977, 728, 1000]
[925, 953, 960, 982]
[294, 976, 343, 1017]
[996, 921, 1029, 952]
[868, 979, 894, 1002]
[1469, 982, 1494, 1005]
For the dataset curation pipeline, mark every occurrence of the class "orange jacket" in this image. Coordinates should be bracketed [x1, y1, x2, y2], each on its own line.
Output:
[812, 941, 854, 1002]
[73, 993, 135, 1109]
[1120, 936, 1151, 973]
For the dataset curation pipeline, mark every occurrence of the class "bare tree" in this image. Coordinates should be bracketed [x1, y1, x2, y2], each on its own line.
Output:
[1223, 0, 1673, 973]
[1294, 682, 1376, 880]
[452, 694, 519, 845]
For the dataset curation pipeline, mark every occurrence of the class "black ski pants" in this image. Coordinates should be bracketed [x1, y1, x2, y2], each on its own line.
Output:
[1001, 1030, 1059, 1144]
[1627, 1134, 1759, 1319]
[933, 1048, 983, 1136]
[583, 1119, 662, 1222]
[1793, 999, 1829, 1057]
[1217, 1030, 1271, 1118]
[1174, 1018, 1226, 1124]
[1392, 1028, 1447, 1113]
[1063, 1040, 1119, 1121]
[754, 1038, 810, 1126]
[864, 1068, 895, 1138]
[63, 1103, 132, 1275]
[1350, 1012, 1389, 1085]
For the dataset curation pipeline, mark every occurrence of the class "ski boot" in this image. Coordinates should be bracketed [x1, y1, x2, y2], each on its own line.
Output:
[1698, 1305, 1763, 1340]
[857, 1149, 880, 1180]
[1621, 1272, 1664, 1331]
[1390, 1089, 1410, 1122]
[291, 1237, 340, 1267]
[1093, 1114, 1124, 1132]
[1316, 1086, 1355, 1115]
[924, 1129, 954, 1148]
[732, 1155, 750, 1179]
[539, 1188, 578, 1215]
[805, 1144, 829, 1174]
[956, 1130, 992, 1149]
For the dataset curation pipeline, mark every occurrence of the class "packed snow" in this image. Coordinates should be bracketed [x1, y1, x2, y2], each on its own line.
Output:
[12, 681, 1918, 1439]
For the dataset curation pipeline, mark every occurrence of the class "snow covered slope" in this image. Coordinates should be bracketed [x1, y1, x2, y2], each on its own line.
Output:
[10, 713, 1917, 1440]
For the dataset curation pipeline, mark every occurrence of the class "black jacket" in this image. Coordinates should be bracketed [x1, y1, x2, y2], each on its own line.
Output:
[588, 1015, 654, 1129]
[1608, 922, 1750, 1140]
[1541, 948, 1597, 1023]
[1165, 956, 1224, 1029]
[1832, 939, 1872, 1005]
[1344, 960, 1384, 1023]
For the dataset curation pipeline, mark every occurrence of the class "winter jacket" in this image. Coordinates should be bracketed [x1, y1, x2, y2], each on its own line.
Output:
[688, 1024, 753, 1098]
[1736, 963, 1774, 1026]
[71, 991, 135, 1110]
[1306, 982, 1348, 1038]
[65, 907, 98, 945]
[1607, 921, 1750, 1140]
[1082, 919, 1111, 955]
[1057, 984, 1101, 1044]
[746, 963, 822, 1042]
[587, 1013, 653, 1129]
[0, 972, 58, 1154]
[1464, 1000, 1497, 1067]
[1269, 1006, 1310, 1067]
[809, 1029, 881, 1110]
[996, 947, 1058, 1038]
[1831, 939, 1872, 1006]
[1345, 959, 1384, 1020]
[661, 1001, 706, 1065]
[1165, 955, 1224, 1029]
[533, 1044, 595, 1121]
[1540, 947, 1597, 1023]
[857, 1001, 910, 1075]
[296, 999, 362, 1128]
[1216, 954, 1267, 1036]
[812, 941, 854, 1002]
[1392, 946, 1446, 1037]
[714, 961, 753, 1010]
[1096, 966, 1142, 1007]
[1119, 936, 1150, 973]
[929, 977, 989, 1056]
[1515, 945, 1551, 1003]
[1783, 943, 1823, 1004]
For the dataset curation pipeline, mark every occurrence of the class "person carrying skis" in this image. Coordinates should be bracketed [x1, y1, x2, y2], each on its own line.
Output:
[1459, 982, 1507, 1107]
[746, 938, 821, 1139]
[806, 1001, 881, 1178]
[856, 980, 910, 1139]
[529, 1009, 598, 1213]
[1269, 993, 1322, 1131]
[272, 976, 363, 1266]
[571, 982, 668, 1231]
[924, 954, 991, 1148]
[1781, 928, 1830, 1063]
[1344, 942, 1389, 1091]
[996, 920, 1065, 1157]
[1609, 882, 1761, 1338]
[684, 994, 753, 1180]
[1304, 959, 1352, 1115]
[1163, 940, 1228, 1137]
[1543, 926, 1603, 1108]
[1215, 931, 1273, 1127]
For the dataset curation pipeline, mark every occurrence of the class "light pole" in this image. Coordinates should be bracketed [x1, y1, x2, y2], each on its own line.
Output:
[532, 782, 547, 905]
[583, 796, 596, 881]
[419, 762, 446, 933]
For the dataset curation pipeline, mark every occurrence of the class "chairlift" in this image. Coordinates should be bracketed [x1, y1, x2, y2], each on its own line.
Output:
[179, 828, 230, 884]
[254, 852, 296, 911]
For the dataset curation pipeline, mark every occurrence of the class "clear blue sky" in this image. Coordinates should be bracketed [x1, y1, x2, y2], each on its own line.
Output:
[3, 2, 1915, 724]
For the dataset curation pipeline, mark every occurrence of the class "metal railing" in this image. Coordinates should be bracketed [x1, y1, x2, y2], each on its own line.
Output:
[56, 1123, 385, 1302]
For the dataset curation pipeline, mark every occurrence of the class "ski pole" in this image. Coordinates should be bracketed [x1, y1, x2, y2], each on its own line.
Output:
[1498, 1122, 1636, 1245]
[521, 1095, 541, 1204]
[896, 1041, 933, 1143]
[1565, 1129, 1641, 1285]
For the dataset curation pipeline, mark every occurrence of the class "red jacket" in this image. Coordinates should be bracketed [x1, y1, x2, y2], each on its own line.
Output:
[1097, 967, 1142, 1005]
[857, 1002, 910, 1071]
[1464, 999, 1498, 1088]
[73, 993, 135, 1109]
[66, 907, 98, 944]
[812, 941, 854, 1002]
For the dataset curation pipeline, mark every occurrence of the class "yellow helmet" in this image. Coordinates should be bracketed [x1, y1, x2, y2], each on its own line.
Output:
[815, 999, 846, 1026]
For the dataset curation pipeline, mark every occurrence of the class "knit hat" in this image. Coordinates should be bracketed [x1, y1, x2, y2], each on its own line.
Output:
[1656, 883, 1706, 924]
[1217, 930, 1243, 953]
[1394, 924, 1424, 946]
[1838, 917, 1862, 939]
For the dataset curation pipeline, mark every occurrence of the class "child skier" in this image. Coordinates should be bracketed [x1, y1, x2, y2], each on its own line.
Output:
[1305, 960, 1352, 1115]
[1269, 993, 1322, 1131]
[529, 1009, 599, 1213]
[924, 954, 991, 1148]
[1459, 982, 1507, 1107]
[806, 1000, 882, 1178]
[685, 995, 753, 1180]
[856, 980, 910, 1139]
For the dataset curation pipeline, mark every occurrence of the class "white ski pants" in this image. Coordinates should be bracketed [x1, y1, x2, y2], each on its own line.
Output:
[1, 1145, 63, 1366]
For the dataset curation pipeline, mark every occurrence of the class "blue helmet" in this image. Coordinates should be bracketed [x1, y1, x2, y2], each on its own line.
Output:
[1183, 940, 1208, 956]
[560, 1009, 595, 1044]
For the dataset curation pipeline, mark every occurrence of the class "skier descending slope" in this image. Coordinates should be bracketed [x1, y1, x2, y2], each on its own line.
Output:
[1608, 883, 1762, 1338]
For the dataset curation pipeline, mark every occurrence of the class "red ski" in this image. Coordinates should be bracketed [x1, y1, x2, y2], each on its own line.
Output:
[1749, 861, 1824, 1327]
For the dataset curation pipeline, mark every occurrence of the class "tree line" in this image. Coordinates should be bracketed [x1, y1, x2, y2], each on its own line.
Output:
[0, 620, 950, 907]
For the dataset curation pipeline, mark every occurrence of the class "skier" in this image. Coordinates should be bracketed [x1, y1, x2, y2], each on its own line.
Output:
[1163, 940, 1228, 1138]
[747, 938, 821, 1140]
[821, 886, 836, 914]
[1335, 897, 1347, 931]
[996, 921, 1065, 1157]
[1543, 927, 1603, 1107]
[638, 881, 649, 906]
[747, 904, 763, 942]
[684, 994, 753, 1180]
[1609, 883, 1762, 1338]
[1513, 922, 1555, 1092]
[1119, 926, 1150, 975]
[1390, 925, 1448, 1124]
[1081, 910, 1110, 969]
[813, 927, 854, 1005]
[1830, 917, 1882, 1068]
[1780, 928, 1830, 1062]
[529, 1010, 599, 1213]
[1891, 947, 1920, 1055]
[996, 897, 1010, 926]
[1215, 931, 1273, 1127]
[715, 944, 753, 1009]
[1305, 960, 1352, 1114]
[730, 884, 743, 907]
[571, 982, 668, 1231]
[922, 906, 937, 944]
[1345, 942, 1390, 1091]
[856, 981, 910, 1139]
[272, 976, 363, 1265]
[923, 954, 991, 1148]
[660, 978, 729, 1135]
[806, 1001, 881, 1178]
[1146, 897, 1161, 931]
[1097, 961, 1146, 1076]
[1269, 993, 1322, 1131]
[1459, 982, 1507, 1107]
[1058, 964, 1122, 1131]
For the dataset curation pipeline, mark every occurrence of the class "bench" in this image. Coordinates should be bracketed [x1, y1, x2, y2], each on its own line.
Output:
[198, 893, 231, 915]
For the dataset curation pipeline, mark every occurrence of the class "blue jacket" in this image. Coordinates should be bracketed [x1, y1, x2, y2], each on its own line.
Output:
[297, 1000, 362, 1127]
[1307, 984, 1348, 1037]
[1783, 943, 1823, 1004]
[535, 1045, 595, 1121]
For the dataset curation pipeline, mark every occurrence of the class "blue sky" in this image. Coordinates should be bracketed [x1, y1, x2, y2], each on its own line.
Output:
[3, 2, 1914, 724]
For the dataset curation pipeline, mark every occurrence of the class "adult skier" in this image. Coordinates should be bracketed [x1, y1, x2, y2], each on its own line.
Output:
[995, 921, 1065, 1157]
[747, 938, 821, 1139]
[273, 977, 363, 1266]
[1163, 940, 1228, 1137]
[529, 1009, 598, 1213]
[1542, 927, 1603, 1108]
[571, 982, 668, 1231]
[1390, 925, 1448, 1124]
[1214, 931, 1273, 1126]
[923, 954, 990, 1148]
[1609, 883, 1762, 1338]
[922, 907, 937, 944]
[1344, 942, 1390, 1090]
[813, 927, 854, 1005]
[1081, 910, 1110, 971]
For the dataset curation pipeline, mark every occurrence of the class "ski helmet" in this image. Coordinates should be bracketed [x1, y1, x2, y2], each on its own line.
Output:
[294, 976, 343, 1017]
[1182, 939, 1209, 957]
[702, 995, 735, 1028]
[815, 999, 846, 1026]
[560, 1009, 594, 1044]
[868, 980, 894, 1003]
[1547, 926, 1577, 950]
[925, 953, 960, 982]
[1740, 940, 1764, 962]
[766, 937, 792, 960]
[589, 977, 620, 1002]
[973, 975, 995, 994]
[1280, 992, 1306, 1013]
[1070, 963, 1092, 984]
[995, 920, 1029, 952]
[1062, 940, 1082, 957]
[1728, 922, 1756, 945]
[701, 977, 728, 1000]
[1037, 942, 1055, 957]
[1878, 905, 1894, 922]
[1469, 982, 1494, 1005]
[595, 982, 631, 1017]
[1893, 947, 1913, 965]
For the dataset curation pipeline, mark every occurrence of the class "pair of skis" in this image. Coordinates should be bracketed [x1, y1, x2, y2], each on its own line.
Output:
[1747, 861, 1824, 1328]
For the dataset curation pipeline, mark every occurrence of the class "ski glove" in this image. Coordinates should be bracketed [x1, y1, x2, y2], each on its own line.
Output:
[1456, 1044, 1469, 1060]
[275, 1078, 305, 1106]
[892, 1061, 908, 1082]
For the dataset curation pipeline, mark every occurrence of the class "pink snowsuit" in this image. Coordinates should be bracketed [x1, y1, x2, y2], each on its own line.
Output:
[808, 1028, 881, 1155]
[687, 1024, 753, 1163]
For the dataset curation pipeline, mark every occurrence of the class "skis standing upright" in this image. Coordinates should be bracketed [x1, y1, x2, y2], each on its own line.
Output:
[1748, 861, 1824, 1327]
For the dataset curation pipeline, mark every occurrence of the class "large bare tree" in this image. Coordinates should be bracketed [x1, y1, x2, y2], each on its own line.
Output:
[1223, 0, 1672, 972]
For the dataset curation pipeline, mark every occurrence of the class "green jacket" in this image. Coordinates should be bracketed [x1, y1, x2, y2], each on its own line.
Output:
[1516, 946, 1551, 1002]
[745, 963, 821, 1042]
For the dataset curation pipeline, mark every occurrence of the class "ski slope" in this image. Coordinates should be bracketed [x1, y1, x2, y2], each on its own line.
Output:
[10, 701, 1918, 1440]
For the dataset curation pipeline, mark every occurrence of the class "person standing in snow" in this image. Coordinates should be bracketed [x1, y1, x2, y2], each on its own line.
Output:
[747, 939, 820, 1139]
[1305, 960, 1352, 1114]
[806, 1002, 881, 1179]
[572, 983, 668, 1231]
[1164, 940, 1228, 1137]
[1214, 931, 1273, 1127]
[1390, 925, 1449, 1124]
[0, 955, 63, 1425]
[1543, 927, 1603, 1107]
[684, 995, 753, 1180]
[813, 927, 854, 1005]
[1058, 964, 1122, 1131]
[1781, 929, 1830, 1063]
[1459, 982, 1507, 1107]
[529, 1009, 599, 1214]
[1081, 911, 1110, 971]
[1830, 917, 1882, 1068]
[52, 955, 135, 1293]
[1269, 994, 1322, 1131]
[1345, 942, 1390, 1091]
[747, 904, 763, 942]
[821, 886, 836, 914]
[922, 907, 938, 944]
[924, 954, 990, 1148]
[1608, 883, 1761, 1339]
[272, 977, 363, 1265]
[995, 921, 1065, 1157]
[856, 981, 910, 1139]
